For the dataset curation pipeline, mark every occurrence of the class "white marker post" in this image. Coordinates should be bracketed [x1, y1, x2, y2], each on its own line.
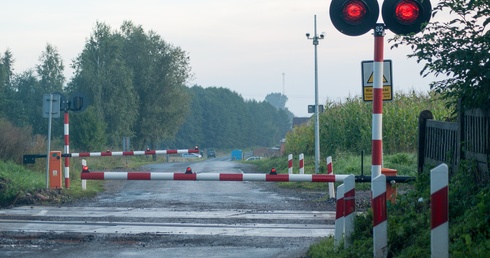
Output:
[431, 164, 448, 258]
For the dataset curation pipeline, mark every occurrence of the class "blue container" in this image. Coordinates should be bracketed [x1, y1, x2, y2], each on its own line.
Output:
[231, 149, 242, 160]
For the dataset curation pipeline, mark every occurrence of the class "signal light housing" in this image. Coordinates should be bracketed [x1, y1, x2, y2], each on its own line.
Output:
[330, 0, 379, 36]
[382, 0, 432, 35]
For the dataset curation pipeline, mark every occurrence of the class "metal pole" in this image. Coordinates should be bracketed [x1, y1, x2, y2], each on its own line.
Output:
[45, 94, 53, 189]
[306, 15, 323, 174]
[313, 15, 320, 174]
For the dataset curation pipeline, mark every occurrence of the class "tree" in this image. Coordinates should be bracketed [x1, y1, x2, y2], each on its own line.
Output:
[390, 0, 490, 110]
[0, 50, 15, 119]
[36, 44, 65, 94]
[70, 22, 138, 148]
[120, 21, 191, 149]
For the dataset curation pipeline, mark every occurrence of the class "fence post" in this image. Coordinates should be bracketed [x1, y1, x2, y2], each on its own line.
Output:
[431, 164, 449, 258]
[288, 154, 293, 174]
[372, 174, 387, 258]
[334, 184, 345, 248]
[418, 110, 434, 174]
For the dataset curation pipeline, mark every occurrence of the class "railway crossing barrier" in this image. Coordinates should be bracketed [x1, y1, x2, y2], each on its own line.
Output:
[80, 163, 356, 245]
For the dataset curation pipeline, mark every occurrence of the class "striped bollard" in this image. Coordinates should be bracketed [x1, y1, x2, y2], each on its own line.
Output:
[299, 153, 304, 174]
[81, 159, 87, 190]
[327, 156, 335, 199]
[64, 112, 70, 189]
[372, 174, 387, 258]
[343, 175, 355, 247]
[334, 184, 345, 248]
[431, 164, 448, 258]
[288, 154, 293, 174]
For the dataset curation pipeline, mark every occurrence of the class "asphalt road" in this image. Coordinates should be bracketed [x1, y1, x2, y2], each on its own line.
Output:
[0, 157, 335, 257]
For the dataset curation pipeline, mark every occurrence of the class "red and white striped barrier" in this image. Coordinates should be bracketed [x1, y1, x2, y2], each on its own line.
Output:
[334, 184, 345, 248]
[299, 153, 304, 174]
[327, 156, 335, 199]
[288, 154, 293, 174]
[372, 174, 387, 258]
[343, 175, 355, 248]
[67, 149, 199, 158]
[81, 172, 351, 182]
[63, 112, 70, 188]
[431, 164, 448, 258]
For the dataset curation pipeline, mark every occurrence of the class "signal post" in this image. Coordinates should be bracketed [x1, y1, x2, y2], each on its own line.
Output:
[329, 0, 432, 257]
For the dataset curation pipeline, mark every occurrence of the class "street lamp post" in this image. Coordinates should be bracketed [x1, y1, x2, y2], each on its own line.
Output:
[306, 15, 324, 174]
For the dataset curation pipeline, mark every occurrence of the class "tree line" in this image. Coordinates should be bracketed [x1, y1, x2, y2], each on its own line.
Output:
[0, 21, 291, 156]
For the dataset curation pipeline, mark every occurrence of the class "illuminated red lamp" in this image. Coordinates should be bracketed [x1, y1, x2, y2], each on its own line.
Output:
[330, 0, 379, 36]
[382, 0, 432, 35]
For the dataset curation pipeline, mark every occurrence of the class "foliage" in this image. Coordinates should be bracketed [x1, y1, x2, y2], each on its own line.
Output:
[307, 160, 490, 257]
[170, 86, 291, 149]
[390, 0, 490, 110]
[285, 91, 451, 156]
[0, 118, 45, 164]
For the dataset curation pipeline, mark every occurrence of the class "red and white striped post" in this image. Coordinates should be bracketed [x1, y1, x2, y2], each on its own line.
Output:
[343, 175, 355, 248]
[372, 174, 387, 257]
[63, 112, 70, 189]
[299, 153, 304, 174]
[334, 184, 345, 248]
[288, 154, 293, 174]
[431, 164, 448, 258]
[371, 24, 387, 258]
[81, 159, 87, 190]
[327, 156, 335, 199]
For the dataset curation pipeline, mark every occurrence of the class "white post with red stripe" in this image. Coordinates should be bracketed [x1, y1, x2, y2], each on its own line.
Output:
[64, 112, 70, 188]
[372, 174, 387, 258]
[81, 159, 87, 190]
[327, 156, 335, 199]
[371, 24, 387, 258]
[288, 154, 293, 174]
[299, 153, 304, 174]
[334, 184, 344, 248]
[431, 164, 448, 258]
[343, 175, 355, 248]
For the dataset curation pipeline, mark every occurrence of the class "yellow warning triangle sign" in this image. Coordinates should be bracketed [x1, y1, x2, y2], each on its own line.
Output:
[367, 72, 388, 83]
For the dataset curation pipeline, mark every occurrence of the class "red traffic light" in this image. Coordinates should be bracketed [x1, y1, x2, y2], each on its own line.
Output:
[382, 0, 431, 35]
[330, 0, 379, 36]
[395, 0, 420, 24]
[343, 0, 368, 25]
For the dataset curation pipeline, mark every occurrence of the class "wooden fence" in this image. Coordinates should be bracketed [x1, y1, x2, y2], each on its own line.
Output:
[418, 108, 489, 183]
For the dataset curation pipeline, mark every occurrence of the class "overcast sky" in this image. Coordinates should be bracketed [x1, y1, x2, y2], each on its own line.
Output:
[0, 0, 440, 117]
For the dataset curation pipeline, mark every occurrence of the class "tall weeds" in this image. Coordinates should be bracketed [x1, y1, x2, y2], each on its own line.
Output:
[285, 90, 452, 156]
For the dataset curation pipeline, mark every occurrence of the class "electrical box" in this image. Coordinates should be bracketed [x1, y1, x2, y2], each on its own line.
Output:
[49, 151, 62, 189]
